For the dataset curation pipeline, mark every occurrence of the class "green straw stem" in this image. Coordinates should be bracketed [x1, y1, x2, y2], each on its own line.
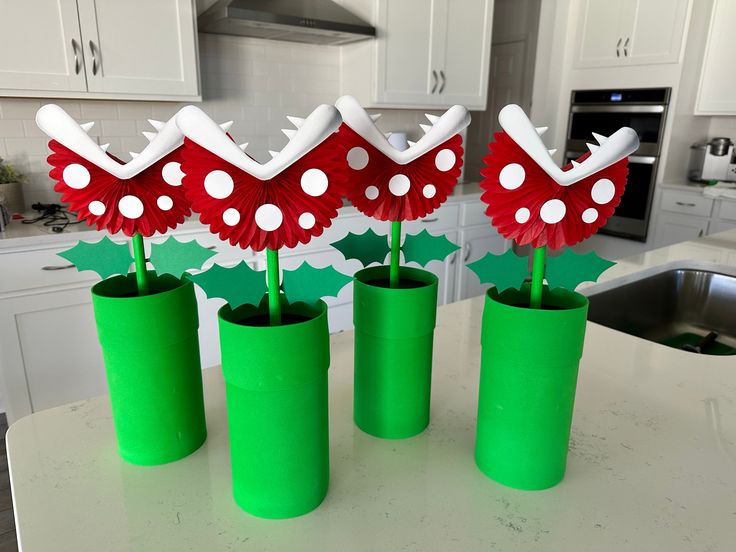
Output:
[131, 233, 149, 296]
[389, 220, 401, 288]
[266, 248, 282, 326]
[529, 246, 547, 309]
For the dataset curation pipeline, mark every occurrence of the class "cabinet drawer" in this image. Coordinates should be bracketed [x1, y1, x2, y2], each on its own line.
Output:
[660, 191, 713, 217]
[716, 199, 736, 222]
[460, 200, 488, 227]
[0, 248, 97, 295]
[404, 204, 460, 233]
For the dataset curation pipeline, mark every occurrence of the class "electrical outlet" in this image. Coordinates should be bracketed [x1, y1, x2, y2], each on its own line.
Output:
[726, 164, 736, 181]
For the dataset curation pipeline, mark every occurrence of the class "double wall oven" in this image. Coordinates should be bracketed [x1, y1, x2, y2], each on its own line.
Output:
[565, 88, 671, 241]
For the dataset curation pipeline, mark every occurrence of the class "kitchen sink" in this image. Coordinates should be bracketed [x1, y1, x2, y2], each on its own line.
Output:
[583, 262, 736, 355]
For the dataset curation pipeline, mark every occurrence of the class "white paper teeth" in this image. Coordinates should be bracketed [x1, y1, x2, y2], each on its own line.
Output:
[384, 132, 392, 139]
[100, 143, 110, 152]
[571, 159, 581, 168]
[425, 113, 440, 124]
[536, 126, 548, 135]
[238, 142, 248, 151]
[268, 150, 279, 158]
[592, 132, 607, 144]
[219, 121, 234, 132]
[142, 131, 157, 142]
[407, 140, 417, 147]
[287, 115, 305, 129]
[129, 151, 139, 159]
[419, 124, 432, 134]
[80, 122, 94, 132]
[548, 148, 557, 155]
[281, 128, 297, 140]
[369, 113, 381, 122]
[148, 119, 165, 131]
[586, 142, 600, 153]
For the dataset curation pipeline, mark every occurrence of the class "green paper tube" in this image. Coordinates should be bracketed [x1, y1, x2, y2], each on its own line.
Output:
[219, 301, 330, 519]
[353, 265, 438, 439]
[266, 248, 282, 326]
[131, 233, 149, 296]
[389, 221, 401, 288]
[91, 273, 206, 465]
[475, 284, 588, 490]
[529, 246, 546, 309]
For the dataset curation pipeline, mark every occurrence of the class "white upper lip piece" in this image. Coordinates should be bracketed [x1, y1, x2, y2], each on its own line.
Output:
[334, 95, 471, 165]
[175, 104, 343, 181]
[498, 103, 640, 186]
[35, 104, 186, 180]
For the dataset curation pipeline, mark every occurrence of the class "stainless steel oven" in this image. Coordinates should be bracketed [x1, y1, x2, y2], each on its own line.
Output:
[565, 88, 670, 241]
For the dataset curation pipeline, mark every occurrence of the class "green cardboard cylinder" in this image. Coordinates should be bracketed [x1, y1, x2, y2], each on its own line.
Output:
[353, 266, 438, 439]
[219, 301, 330, 519]
[475, 284, 588, 490]
[91, 273, 206, 466]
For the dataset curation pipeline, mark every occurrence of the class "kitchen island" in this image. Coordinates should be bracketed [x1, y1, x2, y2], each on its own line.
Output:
[6, 230, 736, 551]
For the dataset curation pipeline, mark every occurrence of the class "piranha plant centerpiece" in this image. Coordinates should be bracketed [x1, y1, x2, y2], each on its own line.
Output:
[467, 103, 639, 490]
[175, 105, 351, 519]
[36, 104, 217, 466]
[332, 95, 470, 439]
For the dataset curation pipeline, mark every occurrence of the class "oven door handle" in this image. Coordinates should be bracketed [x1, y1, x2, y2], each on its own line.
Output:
[566, 152, 656, 165]
[571, 105, 665, 114]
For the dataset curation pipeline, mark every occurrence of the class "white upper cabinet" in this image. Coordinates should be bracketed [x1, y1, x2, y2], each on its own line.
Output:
[342, 0, 493, 109]
[574, 0, 690, 69]
[0, 0, 200, 100]
[695, 0, 736, 115]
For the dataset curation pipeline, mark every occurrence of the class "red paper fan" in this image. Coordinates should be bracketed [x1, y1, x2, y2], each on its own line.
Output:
[47, 140, 190, 237]
[480, 131, 629, 249]
[181, 135, 346, 251]
[337, 124, 463, 221]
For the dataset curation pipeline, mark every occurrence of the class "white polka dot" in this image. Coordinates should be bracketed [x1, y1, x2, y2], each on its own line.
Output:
[365, 186, 379, 200]
[515, 207, 530, 223]
[300, 168, 328, 196]
[222, 208, 240, 226]
[161, 162, 184, 186]
[582, 208, 598, 223]
[346, 147, 369, 170]
[157, 195, 173, 211]
[118, 195, 144, 219]
[499, 163, 525, 190]
[204, 170, 234, 199]
[88, 200, 106, 216]
[540, 199, 566, 224]
[63, 164, 90, 189]
[255, 203, 283, 231]
[388, 174, 410, 196]
[298, 212, 316, 229]
[435, 149, 456, 171]
[423, 184, 436, 198]
[591, 178, 615, 204]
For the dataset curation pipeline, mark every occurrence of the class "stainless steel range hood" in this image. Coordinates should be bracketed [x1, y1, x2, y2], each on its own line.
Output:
[198, 0, 375, 45]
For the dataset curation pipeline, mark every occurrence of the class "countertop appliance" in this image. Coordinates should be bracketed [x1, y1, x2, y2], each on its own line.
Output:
[198, 0, 375, 45]
[689, 137, 736, 182]
[565, 88, 671, 242]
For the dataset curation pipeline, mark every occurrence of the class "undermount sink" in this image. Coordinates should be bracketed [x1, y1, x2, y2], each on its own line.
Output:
[583, 262, 736, 355]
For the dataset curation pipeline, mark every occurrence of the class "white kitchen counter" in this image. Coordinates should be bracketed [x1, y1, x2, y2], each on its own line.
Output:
[6, 229, 736, 551]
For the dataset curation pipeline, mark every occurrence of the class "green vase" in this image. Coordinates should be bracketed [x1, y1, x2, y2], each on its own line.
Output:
[91, 273, 206, 466]
[219, 300, 330, 519]
[475, 284, 588, 490]
[353, 265, 438, 439]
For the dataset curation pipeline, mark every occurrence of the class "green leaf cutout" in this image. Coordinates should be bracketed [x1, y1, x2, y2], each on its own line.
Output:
[331, 229, 390, 266]
[282, 262, 352, 307]
[402, 229, 460, 266]
[545, 249, 615, 291]
[149, 236, 217, 277]
[466, 249, 529, 291]
[58, 236, 133, 279]
[187, 261, 267, 309]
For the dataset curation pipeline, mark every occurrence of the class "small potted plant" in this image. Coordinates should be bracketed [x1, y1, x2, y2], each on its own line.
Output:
[467, 103, 639, 489]
[0, 157, 25, 215]
[36, 104, 217, 466]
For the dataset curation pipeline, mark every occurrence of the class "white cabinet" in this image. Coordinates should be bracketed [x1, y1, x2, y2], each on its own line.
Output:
[455, 225, 508, 301]
[0, 0, 200, 100]
[695, 0, 736, 115]
[342, 0, 493, 109]
[574, 0, 690, 69]
[653, 212, 708, 249]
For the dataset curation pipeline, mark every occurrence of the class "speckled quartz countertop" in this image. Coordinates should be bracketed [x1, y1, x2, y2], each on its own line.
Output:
[6, 229, 736, 551]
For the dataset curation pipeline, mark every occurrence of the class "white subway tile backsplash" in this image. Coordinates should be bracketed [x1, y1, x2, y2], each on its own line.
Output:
[0, 99, 42, 119]
[79, 101, 119, 120]
[0, 120, 25, 137]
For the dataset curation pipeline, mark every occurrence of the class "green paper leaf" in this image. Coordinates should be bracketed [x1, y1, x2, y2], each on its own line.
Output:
[58, 236, 133, 279]
[545, 249, 615, 291]
[331, 229, 390, 267]
[466, 249, 529, 291]
[402, 229, 460, 266]
[187, 261, 267, 308]
[149, 236, 216, 277]
[282, 262, 352, 307]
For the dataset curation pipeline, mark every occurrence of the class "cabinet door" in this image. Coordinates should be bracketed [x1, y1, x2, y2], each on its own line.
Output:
[376, 0, 441, 105]
[455, 225, 508, 301]
[77, 0, 199, 97]
[574, 0, 629, 68]
[627, 0, 689, 65]
[407, 230, 459, 306]
[696, 0, 736, 114]
[0, 0, 87, 93]
[438, 0, 493, 109]
[652, 212, 708, 249]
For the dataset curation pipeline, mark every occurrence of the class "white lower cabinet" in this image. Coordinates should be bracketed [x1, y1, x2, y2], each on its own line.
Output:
[455, 225, 509, 301]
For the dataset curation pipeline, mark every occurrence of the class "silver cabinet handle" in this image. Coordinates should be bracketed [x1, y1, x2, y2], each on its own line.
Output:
[420, 217, 439, 223]
[698, 229, 704, 238]
[616, 37, 622, 57]
[431, 70, 438, 94]
[623, 37, 629, 57]
[439, 70, 446, 93]
[71, 38, 81, 74]
[463, 242, 472, 262]
[206, 245, 216, 250]
[449, 251, 456, 265]
[42, 264, 75, 271]
[675, 201, 696, 207]
[89, 40, 100, 75]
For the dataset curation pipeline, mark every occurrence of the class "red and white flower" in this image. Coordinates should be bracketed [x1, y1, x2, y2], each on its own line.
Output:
[176, 105, 345, 252]
[335, 95, 470, 221]
[481, 104, 639, 249]
[37, 104, 192, 237]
